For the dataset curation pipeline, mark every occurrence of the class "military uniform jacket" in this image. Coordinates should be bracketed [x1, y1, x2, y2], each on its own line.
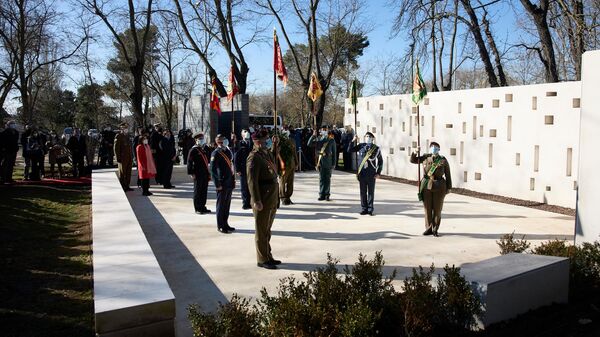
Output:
[247, 147, 279, 208]
[211, 147, 235, 189]
[187, 145, 211, 180]
[410, 153, 452, 191]
[349, 143, 383, 178]
[114, 133, 132, 164]
[234, 140, 252, 176]
[307, 136, 336, 169]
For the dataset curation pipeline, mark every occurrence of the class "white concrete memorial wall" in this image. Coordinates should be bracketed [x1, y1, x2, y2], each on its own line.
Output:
[345, 79, 583, 209]
[576, 50, 600, 244]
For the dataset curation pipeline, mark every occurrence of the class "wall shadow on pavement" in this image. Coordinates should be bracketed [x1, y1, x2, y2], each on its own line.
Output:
[233, 228, 414, 241]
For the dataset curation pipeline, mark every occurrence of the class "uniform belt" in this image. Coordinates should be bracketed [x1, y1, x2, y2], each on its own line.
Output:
[259, 179, 277, 185]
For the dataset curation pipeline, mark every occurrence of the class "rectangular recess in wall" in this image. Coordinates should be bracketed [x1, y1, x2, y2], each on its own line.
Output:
[446, 124, 453, 128]
[458, 102, 462, 113]
[545, 115, 554, 125]
[462, 122, 467, 134]
[492, 99, 500, 108]
[412, 107, 418, 114]
[357, 121, 360, 127]
[421, 116, 424, 126]
[488, 143, 493, 168]
[372, 127, 377, 134]
[367, 101, 370, 110]
[412, 141, 418, 148]
[400, 146, 406, 151]
[409, 117, 413, 136]
[424, 98, 430, 105]
[489, 129, 497, 137]
[475, 172, 482, 180]
[532, 96, 537, 110]
[389, 118, 393, 127]
[379, 103, 384, 110]
[399, 99, 402, 109]
[475, 103, 484, 108]
[534, 145, 540, 172]
[390, 148, 394, 154]
[460, 141, 464, 164]
[450, 148, 457, 156]
[402, 122, 406, 132]
[507, 116, 512, 141]
[431, 116, 435, 137]
[505, 93, 513, 102]
[546, 91, 557, 97]
[381, 116, 384, 135]
[480, 125, 484, 137]
[573, 98, 581, 108]
[516, 153, 521, 166]
[347, 108, 351, 114]
[567, 148, 573, 177]
[546, 186, 552, 191]
[473, 116, 477, 140]
[386, 156, 389, 175]
[574, 181, 578, 190]
[530, 178, 535, 191]
[463, 171, 468, 183]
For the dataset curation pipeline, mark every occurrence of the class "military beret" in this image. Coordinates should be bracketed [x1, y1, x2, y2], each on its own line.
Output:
[119, 122, 129, 128]
[192, 131, 204, 139]
[365, 131, 374, 138]
[430, 141, 440, 148]
[251, 130, 269, 140]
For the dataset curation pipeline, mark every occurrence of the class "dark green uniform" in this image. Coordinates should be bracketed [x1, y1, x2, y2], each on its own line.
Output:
[114, 132, 133, 191]
[247, 146, 279, 264]
[308, 135, 336, 200]
[410, 152, 452, 234]
[278, 136, 297, 204]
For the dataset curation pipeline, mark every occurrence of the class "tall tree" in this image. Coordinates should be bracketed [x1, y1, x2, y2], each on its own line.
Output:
[82, 0, 155, 126]
[519, 0, 559, 82]
[0, 0, 85, 123]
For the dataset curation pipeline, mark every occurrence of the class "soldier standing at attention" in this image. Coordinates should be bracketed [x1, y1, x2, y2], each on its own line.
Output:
[114, 122, 133, 192]
[410, 141, 452, 237]
[187, 131, 212, 214]
[247, 130, 281, 270]
[234, 129, 253, 210]
[349, 132, 383, 215]
[278, 128, 297, 205]
[211, 134, 236, 234]
[307, 126, 337, 201]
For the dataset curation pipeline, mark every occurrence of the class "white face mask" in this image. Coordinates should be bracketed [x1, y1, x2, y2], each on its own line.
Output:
[223, 139, 229, 147]
[242, 131, 250, 140]
[365, 137, 373, 144]
[196, 138, 205, 145]
[320, 130, 327, 137]
[431, 146, 440, 155]
[143, 139, 148, 145]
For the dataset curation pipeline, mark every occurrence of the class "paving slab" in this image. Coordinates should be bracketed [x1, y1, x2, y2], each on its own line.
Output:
[126, 167, 575, 337]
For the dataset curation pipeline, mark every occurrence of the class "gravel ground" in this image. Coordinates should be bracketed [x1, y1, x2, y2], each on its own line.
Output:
[380, 175, 575, 217]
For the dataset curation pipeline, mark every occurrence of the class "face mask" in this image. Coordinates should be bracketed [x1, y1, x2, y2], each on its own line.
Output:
[32, 133, 38, 137]
[282, 130, 290, 137]
[223, 139, 229, 147]
[196, 138, 205, 145]
[143, 139, 149, 145]
[320, 130, 327, 137]
[242, 131, 250, 140]
[365, 137, 373, 144]
[431, 146, 440, 155]
[122, 129, 129, 134]
[9, 124, 16, 129]
[265, 138, 273, 149]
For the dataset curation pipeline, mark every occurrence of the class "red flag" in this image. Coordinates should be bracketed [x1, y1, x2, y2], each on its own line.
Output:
[227, 66, 239, 101]
[273, 28, 288, 87]
[210, 79, 221, 115]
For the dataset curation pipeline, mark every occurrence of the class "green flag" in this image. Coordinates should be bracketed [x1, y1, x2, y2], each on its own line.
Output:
[412, 62, 427, 105]
[349, 79, 358, 105]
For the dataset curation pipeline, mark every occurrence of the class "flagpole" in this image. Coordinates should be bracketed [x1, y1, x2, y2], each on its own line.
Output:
[274, 61, 277, 135]
[353, 100, 358, 170]
[417, 104, 421, 192]
[231, 94, 235, 136]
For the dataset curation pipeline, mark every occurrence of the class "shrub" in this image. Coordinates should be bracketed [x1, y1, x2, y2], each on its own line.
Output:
[496, 231, 530, 255]
[401, 265, 438, 337]
[188, 294, 261, 337]
[436, 265, 482, 332]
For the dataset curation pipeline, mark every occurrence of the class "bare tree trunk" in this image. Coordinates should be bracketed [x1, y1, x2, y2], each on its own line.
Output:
[520, 0, 559, 82]
[430, 1, 439, 92]
[482, 12, 507, 86]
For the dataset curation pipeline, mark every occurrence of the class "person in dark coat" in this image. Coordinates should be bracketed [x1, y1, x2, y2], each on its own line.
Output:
[187, 131, 212, 214]
[234, 129, 253, 209]
[159, 129, 176, 189]
[67, 128, 87, 178]
[349, 132, 383, 215]
[211, 134, 236, 234]
[26, 130, 44, 181]
[341, 126, 354, 171]
[150, 123, 164, 185]
[114, 122, 133, 191]
[0, 120, 19, 184]
[179, 129, 194, 165]
[20, 125, 32, 179]
[99, 126, 115, 167]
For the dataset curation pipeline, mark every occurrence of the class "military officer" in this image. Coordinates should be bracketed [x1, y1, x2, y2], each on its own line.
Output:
[114, 122, 133, 192]
[410, 141, 452, 237]
[234, 129, 253, 210]
[278, 128, 297, 205]
[307, 126, 337, 201]
[188, 131, 212, 214]
[349, 132, 383, 215]
[247, 130, 281, 269]
[211, 134, 236, 234]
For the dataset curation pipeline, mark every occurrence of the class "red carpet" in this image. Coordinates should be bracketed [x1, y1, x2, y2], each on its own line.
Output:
[11, 177, 91, 186]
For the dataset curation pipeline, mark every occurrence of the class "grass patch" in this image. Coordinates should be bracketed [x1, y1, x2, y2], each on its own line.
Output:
[0, 183, 93, 337]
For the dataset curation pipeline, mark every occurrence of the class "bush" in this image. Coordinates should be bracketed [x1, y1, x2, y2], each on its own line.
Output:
[496, 231, 530, 255]
[188, 253, 482, 337]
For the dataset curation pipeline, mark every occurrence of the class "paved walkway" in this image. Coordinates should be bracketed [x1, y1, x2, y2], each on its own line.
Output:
[126, 168, 574, 337]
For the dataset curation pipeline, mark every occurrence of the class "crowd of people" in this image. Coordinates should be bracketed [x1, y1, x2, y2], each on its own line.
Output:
[0, 118, 452, 268]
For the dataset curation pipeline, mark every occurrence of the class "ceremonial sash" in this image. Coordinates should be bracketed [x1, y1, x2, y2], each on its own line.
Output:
[357, 145, 378, 177]
[418, 155, 444, 201]
[316, 140, 329, 170]
[218, 150, 234, 174]
[196, 148, 209, 171]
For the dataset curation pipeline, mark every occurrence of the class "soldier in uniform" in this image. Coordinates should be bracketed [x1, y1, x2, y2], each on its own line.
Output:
[210, 134, 236, 234]
[114, 122, 133, 192]
[349, 132, 383, 215]
[187, 131, 212, 214]
[278, 128, 297, 205]
[234, 129, 253, 209]
[307, 126, 337, 201]
[410, 141, 452, 237]
[247, 130, 281, 269]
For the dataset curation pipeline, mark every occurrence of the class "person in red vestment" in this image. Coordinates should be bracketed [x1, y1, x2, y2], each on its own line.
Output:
[136, 135, 157, 196]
